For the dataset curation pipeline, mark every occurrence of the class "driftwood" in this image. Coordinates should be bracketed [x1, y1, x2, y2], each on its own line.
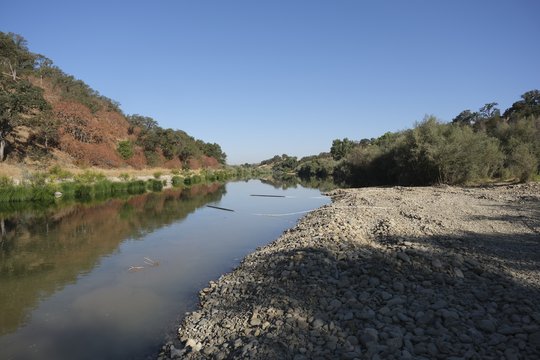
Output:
[207, 205, 235, 212]
[250, 194, 286, 198]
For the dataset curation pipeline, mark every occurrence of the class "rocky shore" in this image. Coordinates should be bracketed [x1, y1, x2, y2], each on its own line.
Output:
[161, 184, 540, 359]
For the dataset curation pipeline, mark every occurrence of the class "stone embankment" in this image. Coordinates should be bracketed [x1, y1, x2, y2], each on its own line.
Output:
[161, 184, 540, 359]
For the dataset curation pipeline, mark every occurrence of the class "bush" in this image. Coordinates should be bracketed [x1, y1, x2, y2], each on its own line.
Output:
[117, 140, 134, 159]
[119, 173, 131, 181]
[48, 165, 73, 181]
[171, 176, 183, 187]
[75, 170, 106, 184]
[153, 171, 162, 179]
[508, 142, 538, 182]
[127, 180, 146, 194]
[0, 176, 13, 187]
[74, 184, 93, 201]
[147, 179, 163, 191]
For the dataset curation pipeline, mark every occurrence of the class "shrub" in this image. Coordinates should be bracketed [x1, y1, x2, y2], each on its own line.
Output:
[117, 140, 134, 160]
[153, 171, 162, 179]
[48, 165, 73, 181]
[508, 142, 538, 182]
[75, 184, 93, 201]
[75, 170, 106, 184]
[0, 176, 13, 187]
[127, 180, 146, 194]
[147, 179, 163, 191]
[171, 176, 183, 187]
[119, 173, 131, 181]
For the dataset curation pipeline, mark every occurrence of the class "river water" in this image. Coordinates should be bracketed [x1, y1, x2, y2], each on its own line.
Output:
[0, 180, 329, 360]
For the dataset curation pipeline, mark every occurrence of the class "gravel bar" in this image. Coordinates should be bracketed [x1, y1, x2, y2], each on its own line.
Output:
[160, 183, 540, 359]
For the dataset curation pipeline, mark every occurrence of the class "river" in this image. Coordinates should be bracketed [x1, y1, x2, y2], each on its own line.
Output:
[0, 180, 329, 360]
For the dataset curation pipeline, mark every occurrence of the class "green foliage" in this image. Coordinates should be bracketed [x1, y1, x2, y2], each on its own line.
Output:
[127, 180, 147, 194]
[272, 155, 298, 173]
[503, 90, 540, 121]
[331, 138, 355, 161]
[332, 117, 503, 186]
[183, 174, 202, 186]
[171, 176, 183, 187]
[0, 176, 13, 187]
[144, 150, 160, 167]
[26, 172, 48, 186]
[153, 171, 162, 179]
[117, 140, 134, 159]
[48, 165, 73, 181]
[127, 114, 227, 167]
[507, 142, 538, 182]
[118, 173, 131, 181]
[297, 158, 335, 179]
[147, 179, 163, 192]
[74, 184, 93, 201]
[170, 169, 180, 175]
[74, 170, 106, 184]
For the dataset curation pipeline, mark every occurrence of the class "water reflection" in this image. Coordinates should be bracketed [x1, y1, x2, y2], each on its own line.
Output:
[0, 180, 328, 360]
[0, 183, 225, 335]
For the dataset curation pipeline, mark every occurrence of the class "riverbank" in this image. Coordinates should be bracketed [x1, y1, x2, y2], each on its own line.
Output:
[162, 183, 540, 359]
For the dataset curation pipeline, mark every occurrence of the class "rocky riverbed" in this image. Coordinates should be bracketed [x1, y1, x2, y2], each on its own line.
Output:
[160, 184, 540, 359]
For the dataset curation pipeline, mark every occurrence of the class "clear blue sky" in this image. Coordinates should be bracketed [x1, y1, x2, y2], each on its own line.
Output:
[2, 0, 539, 164]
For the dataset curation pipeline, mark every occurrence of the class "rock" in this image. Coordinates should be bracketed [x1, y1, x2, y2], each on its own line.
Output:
[346, 335, 359, 346]
[386, 336, 403, 350]
[393, 281, 405, 292]
[360, 328, 378, 346]
[477, 319, 496, 333]
[358, 308, 375, 320]
[234, 338, 243, 348]
[168, 185, 540, 360]
[328, 298, 342, 310]
[397, 252, 411, 263]
[504, 348, 519, 360]
[185, 338, 202, 352]
[529, 331, 540, 347]
[312, 318, 325, 329]
[368, 277, 380, 287]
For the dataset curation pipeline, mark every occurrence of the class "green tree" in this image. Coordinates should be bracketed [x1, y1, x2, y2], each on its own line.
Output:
[0, 32, 36, 81]
[503, 90, 540, 121]
[452, 110, 479, 126]
[117, 140, 134, 159]
[330, 138, 355, 160]
[0, 80, 50, 160]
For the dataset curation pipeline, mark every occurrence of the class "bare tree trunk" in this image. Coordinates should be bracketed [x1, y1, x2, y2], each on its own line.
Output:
[8, 61, 17, 81]
[0, 136, 5, 162]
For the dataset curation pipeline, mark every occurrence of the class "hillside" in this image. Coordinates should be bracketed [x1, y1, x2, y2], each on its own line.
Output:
[0, 32, 225, 170]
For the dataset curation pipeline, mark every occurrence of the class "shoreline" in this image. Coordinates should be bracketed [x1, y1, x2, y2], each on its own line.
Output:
[160, 183, 540, 359]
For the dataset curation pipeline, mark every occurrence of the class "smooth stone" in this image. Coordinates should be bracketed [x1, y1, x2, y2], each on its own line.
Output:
[477, 319, 496, 333]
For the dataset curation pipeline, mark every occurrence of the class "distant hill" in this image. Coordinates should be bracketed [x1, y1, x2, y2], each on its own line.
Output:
[0, 32, 226, 169]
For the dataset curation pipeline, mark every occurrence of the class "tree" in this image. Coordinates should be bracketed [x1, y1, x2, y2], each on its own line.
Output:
[0, 80, 50, 160]
[330, 138, 355, 160]
[203, 142, 226, 164]
[127, 114, 158, 132]
[503, 90, 540, 121]
[452, 110, 479, 126]
[0, 32, 36, 81]
[479, 102, 500, 119]
[31, 110, 59, 149]
[117, 140, 134, 159]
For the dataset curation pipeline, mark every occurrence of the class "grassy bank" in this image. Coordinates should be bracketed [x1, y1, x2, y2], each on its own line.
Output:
[0, 166, 255, 204]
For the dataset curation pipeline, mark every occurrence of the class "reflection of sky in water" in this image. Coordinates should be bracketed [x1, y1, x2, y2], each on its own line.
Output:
[0, 180, 328, 360]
